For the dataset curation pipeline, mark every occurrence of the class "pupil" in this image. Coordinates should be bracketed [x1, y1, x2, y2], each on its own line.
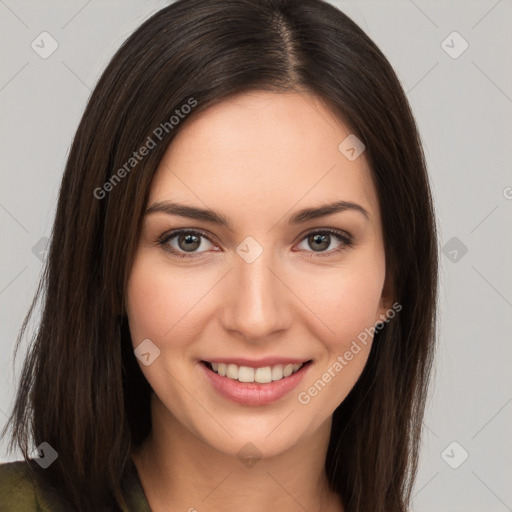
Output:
[310, 233, 329, 251]
[179, 233, 200, 252]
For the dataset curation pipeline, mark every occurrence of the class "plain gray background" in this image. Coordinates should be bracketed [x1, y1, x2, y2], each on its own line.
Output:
[1, 1, 511, 511]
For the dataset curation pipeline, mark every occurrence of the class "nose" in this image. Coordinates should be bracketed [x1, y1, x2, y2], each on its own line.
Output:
[219, 247, 292, 342]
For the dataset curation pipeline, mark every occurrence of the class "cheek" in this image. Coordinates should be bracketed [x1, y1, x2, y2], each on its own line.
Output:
[295, 261, 385, 354]
[125, 256, 213, 414]
[294, 265, 385, 411]
[126, 254, 215, 344]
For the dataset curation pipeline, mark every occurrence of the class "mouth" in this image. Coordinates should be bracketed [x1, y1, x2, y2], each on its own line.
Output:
[199, 359, 313, 406]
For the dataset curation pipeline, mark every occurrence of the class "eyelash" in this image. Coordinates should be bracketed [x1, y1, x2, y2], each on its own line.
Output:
[157, 228, 353, 260]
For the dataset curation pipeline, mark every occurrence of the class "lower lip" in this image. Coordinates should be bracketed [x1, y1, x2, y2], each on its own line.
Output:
[200, 361, 312, 406]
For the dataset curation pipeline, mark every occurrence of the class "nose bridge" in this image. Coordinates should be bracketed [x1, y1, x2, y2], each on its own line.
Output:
[221, 240, 289, 339]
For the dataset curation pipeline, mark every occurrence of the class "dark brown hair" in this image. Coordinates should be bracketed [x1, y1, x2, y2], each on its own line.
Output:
[2, 0, 438, 510]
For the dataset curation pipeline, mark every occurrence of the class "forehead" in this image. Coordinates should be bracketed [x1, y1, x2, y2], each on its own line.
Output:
[148, 91, 380, 229]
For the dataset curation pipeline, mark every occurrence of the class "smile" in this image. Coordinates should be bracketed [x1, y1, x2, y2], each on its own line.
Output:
[200, 359, 313, 406]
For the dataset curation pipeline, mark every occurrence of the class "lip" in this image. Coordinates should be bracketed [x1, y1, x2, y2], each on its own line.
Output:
[199, 360, 312, 406]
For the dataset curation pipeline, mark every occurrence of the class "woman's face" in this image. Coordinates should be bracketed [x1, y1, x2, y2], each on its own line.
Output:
[126, 90, 391, 458]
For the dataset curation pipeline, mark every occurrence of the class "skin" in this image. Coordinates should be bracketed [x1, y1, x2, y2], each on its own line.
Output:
[127, 90, 393, 512]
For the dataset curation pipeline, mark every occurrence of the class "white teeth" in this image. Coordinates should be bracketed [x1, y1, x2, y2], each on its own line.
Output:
[271, 365, 283, 381]
[238, 366, 255, 382]
[208, 361, 305, 383]
[226, 364, 238, 379]
[254, 367, 272, 383]
[283, 364, 293, 377]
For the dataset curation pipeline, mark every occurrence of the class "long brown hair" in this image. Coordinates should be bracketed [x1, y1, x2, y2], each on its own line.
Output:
[2, 1, 438, 510]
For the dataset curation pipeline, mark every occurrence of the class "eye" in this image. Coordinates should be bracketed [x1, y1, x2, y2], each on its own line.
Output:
[158, 229, 218, 259]
[157, 228, 353, 260]
[295, 229, 353, 257]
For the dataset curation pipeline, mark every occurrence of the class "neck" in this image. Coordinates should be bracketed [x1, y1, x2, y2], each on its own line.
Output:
[131, 395, 343, 512]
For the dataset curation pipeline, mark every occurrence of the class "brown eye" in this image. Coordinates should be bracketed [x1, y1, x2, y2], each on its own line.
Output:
[296, 229, 353, 256]
[308, 233, 331, 252]
[158, 229, 217, 258]
[177, 233, 201, 252]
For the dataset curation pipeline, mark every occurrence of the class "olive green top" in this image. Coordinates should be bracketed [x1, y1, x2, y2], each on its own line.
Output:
[0, 458, 152, 511]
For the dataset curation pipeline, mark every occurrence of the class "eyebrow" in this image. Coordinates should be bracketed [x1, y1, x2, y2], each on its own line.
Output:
[145, 200, 370, 229]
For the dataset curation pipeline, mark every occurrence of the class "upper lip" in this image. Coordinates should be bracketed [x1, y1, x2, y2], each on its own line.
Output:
[202, 357, 312, 368]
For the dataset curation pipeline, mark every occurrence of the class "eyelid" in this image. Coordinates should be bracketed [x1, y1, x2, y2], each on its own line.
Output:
[296, 227, 352, 244]
[157, 227, 218, 243]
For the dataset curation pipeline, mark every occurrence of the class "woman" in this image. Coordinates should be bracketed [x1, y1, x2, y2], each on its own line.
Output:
[0, 0, 438, 510]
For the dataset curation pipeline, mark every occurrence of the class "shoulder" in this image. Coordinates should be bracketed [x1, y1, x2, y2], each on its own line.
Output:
[0, 460, 39, 510]
[0, 457, 151, 512]
[0, 459, 72, 512]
